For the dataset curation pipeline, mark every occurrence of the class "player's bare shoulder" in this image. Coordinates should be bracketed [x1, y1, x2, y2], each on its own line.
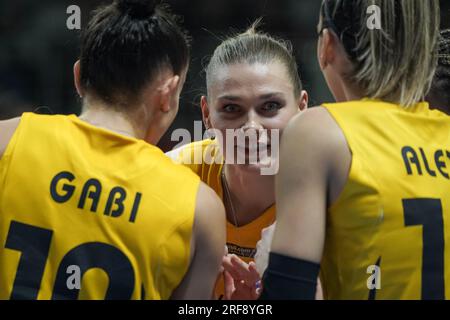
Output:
[284, 106, 348, 159]
[0, 117, 22, 158]
[282, 106, 351, 204]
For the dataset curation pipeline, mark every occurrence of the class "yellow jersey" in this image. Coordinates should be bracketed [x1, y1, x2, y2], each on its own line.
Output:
[171, 139, 275, 299]
[0, 113, 200, 300]
[321, 99, 450, 300]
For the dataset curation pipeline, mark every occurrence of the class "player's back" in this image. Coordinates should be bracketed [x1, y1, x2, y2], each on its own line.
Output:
[0, 113, 200, 300]
[321, 99, 450, 299]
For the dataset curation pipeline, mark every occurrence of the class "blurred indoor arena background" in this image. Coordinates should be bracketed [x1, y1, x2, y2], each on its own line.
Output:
[1, 0, 449, 151]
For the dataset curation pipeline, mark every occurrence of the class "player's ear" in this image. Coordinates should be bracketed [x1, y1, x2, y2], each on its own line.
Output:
[73, 60, 84, 98]
[201, 96, 212, 129]
[159, 75, 180, 113]
[318, 29, 336, 69]
[298, 90, 309, 112]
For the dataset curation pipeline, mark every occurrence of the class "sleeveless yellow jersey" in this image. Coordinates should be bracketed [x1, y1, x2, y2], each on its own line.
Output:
[0, 113, 200, 300]
[321, 99, 450, 300]
[170, 139, 275, 299]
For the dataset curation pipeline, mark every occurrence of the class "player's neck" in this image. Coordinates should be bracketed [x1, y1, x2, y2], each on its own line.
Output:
[80, 100, 147, 141]
[342, 82, 364, 102]
[222, 164, 275, 227]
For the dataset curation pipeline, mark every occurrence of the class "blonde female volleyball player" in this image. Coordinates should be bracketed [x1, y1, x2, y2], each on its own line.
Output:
[262, 0, 450, 300]
[168, 23, 309, 299]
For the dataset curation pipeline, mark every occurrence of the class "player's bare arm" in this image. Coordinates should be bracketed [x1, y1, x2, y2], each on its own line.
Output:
[0, 117, 21, 159]
[170, 182, 226, 299]
[261, 106, 350, 299]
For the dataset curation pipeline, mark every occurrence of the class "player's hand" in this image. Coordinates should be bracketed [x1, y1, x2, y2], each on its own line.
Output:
[254, 223, 276, 276]
[253, 223, 324, 300]
[222, 254, 261, 300]
[219, 245, 229, 274]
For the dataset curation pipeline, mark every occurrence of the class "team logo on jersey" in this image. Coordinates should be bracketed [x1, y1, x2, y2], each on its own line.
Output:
[226, 243, 256, 258]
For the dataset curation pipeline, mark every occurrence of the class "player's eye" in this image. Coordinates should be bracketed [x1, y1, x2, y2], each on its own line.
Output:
[260, 102, 282, 112]
[222, 104, 241, 113]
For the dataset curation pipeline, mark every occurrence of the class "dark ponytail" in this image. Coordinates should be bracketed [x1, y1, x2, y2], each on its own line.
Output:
[79, 0, 190, 107]
[116, 0, 157, 18]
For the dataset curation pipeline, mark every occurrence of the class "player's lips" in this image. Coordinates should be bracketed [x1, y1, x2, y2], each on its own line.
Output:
[235, 144, 271, 154]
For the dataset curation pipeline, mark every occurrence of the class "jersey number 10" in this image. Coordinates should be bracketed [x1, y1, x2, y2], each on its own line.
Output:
[4, 220, 136, 299]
